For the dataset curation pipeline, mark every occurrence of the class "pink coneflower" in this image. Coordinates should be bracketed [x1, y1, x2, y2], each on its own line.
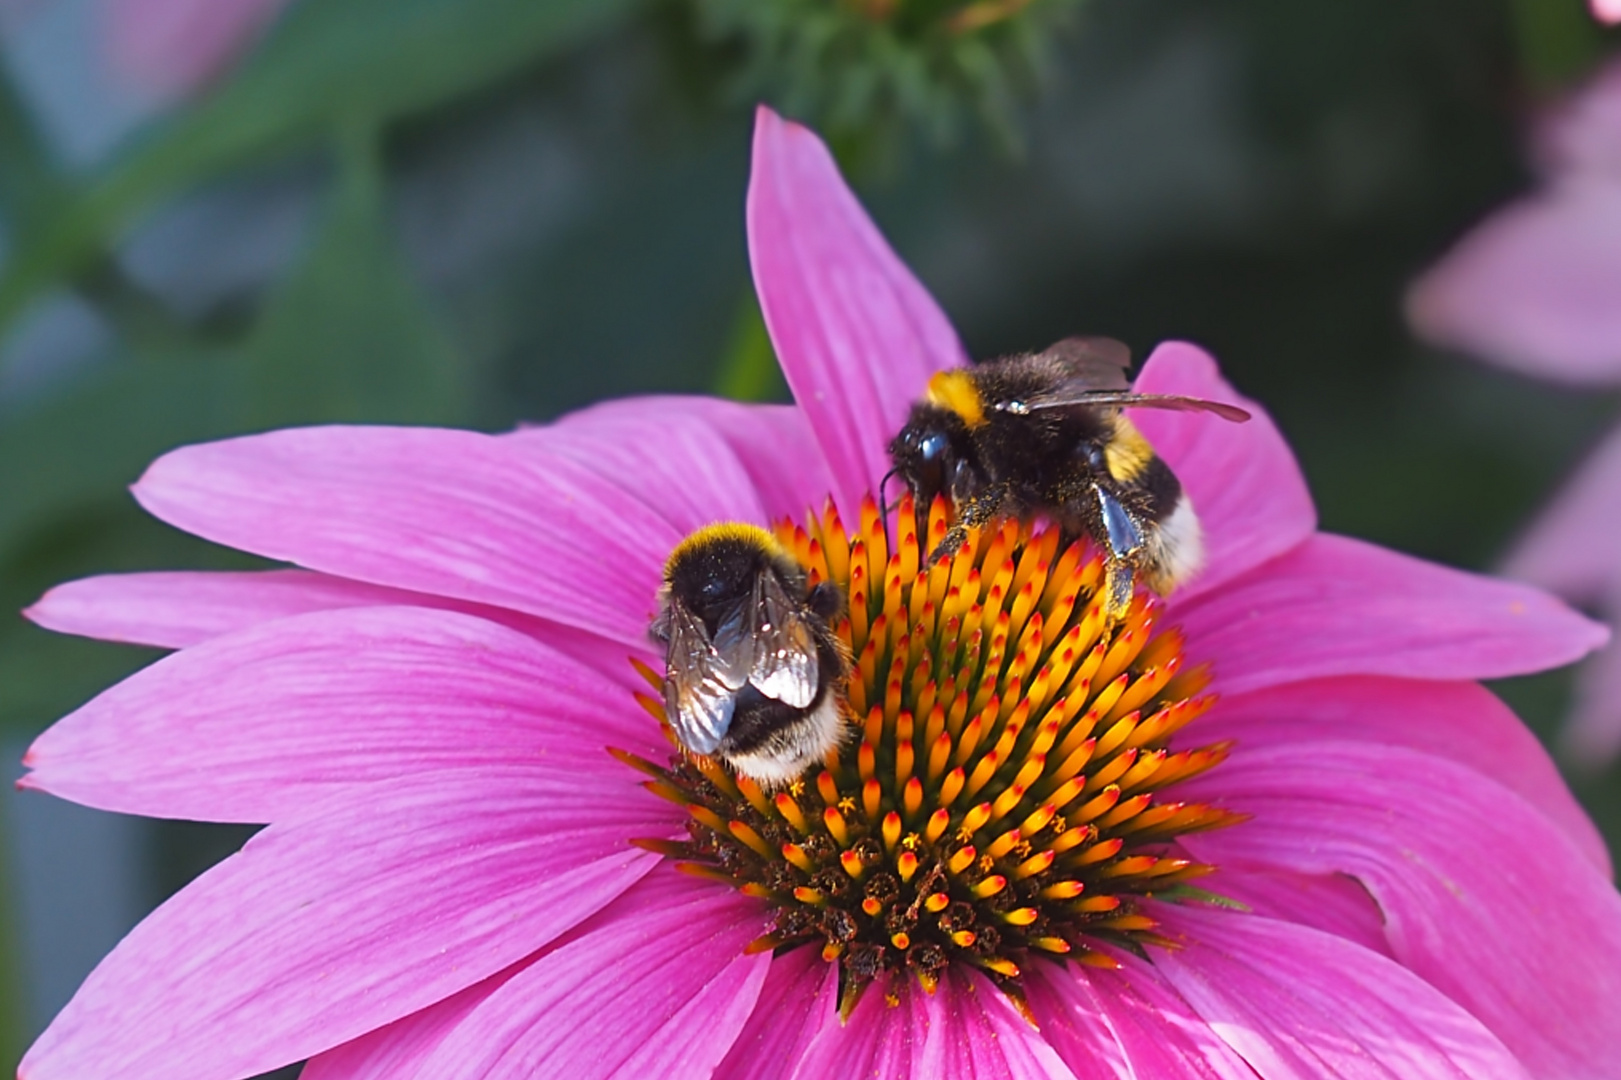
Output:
[19, 108, 1621, 1079]
[1409, 59, 1621, 760]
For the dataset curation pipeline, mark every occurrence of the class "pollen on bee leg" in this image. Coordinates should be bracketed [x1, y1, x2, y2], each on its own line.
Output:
[619, 492, 1237, 1008]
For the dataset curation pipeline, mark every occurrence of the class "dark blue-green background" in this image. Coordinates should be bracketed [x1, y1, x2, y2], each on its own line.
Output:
[0, 0, 1615, 1074]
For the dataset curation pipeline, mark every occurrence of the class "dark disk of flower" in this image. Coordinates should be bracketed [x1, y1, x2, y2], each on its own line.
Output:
[676, 0, 1082, 148]
[617, 493, 1245, 1019]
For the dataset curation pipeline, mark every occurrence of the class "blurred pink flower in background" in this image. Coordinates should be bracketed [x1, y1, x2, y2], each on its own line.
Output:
[103, 0, 289, 100]
[1597, 0, 1621, 26]
[14, 108, 1621, 1079]
[1409, 59, 1621, 760]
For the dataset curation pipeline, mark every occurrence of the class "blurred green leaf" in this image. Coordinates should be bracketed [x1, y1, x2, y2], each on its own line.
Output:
[241, 125, 469, 427]
[0, 58, 61, 221]
[0, 120, 468, 561]
[0, 622, 164, 735]
[0, 348, 242, 561]
[0, 501, 252, 735]
[0, 816, 25, 1077]
[1509, 0, 1608, 90]
[0, 0, 639, 332]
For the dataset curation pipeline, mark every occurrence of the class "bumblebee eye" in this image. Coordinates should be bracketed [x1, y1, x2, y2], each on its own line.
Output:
[910, 434, 952, 497]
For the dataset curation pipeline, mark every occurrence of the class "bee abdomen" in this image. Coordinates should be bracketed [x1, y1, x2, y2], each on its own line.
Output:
[1137, 460, 1204, 594]
[1103, 416, 1156, 484]
[1135, 454, 1183, 525]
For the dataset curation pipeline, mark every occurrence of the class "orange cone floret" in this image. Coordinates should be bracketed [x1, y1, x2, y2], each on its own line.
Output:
[619, 494, 1243, 1018]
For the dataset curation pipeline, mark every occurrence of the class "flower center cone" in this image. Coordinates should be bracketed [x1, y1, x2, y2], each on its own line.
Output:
[618, 493, 1245, 1020]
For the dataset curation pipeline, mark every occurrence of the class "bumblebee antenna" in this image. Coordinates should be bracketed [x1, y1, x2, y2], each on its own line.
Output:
[877, 467, 901, 540]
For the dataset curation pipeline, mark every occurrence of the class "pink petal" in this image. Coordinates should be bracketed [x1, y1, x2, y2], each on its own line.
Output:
[1022, 960, 1256, 1080]
[132, 426, 680, 646]
[1562, 627, 1621, 761]
[1179, 532, 1608, 695]
[1153, 908, 1531, 1080]
[747, 106, 968, 516]
[25, 569, 664, 697]
[1540, 60, 1621, 178]
[1596, 0, 1621, 24]
[1179, 742, 1621, 1079]
[103, 0, 289, 99]
[1406, 180, 1621, 383]
[1130, 342, 1317, 600]
[26, 569, 469, 650]
[1502, 420, 1621, 601]
[541, 396, 841, 524]
[1205, 865, 1393, 960]
[19, 765, 663, 1080]
[415, 866, 771, 1080]
[1204, 676, 1610, 874]
[301, 962, 530, 1080]
[711, 945, 838, 1080]
[22, 606, 671, 823]
[510, 402, 769, 534]
[792, 969, 1077, 1080]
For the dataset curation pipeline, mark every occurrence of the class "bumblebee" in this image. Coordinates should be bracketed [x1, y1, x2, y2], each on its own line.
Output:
[887, 338, 1250, 618]
[650, 523, 850, 786]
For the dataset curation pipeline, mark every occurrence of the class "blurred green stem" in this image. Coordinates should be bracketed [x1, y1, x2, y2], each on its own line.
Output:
[712, 292, 785, 402]
[333, 114, 385, 206]
[0, 57, 60, 220]
[0, 55, 190, 354]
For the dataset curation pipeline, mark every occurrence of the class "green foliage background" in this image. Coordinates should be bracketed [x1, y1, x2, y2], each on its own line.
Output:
[0, 0, 1616, 1072]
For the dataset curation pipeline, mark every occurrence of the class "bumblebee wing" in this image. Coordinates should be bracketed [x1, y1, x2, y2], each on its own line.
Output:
[1031, 337, 1133, 390]
[747, 571, 820, 709]
[663, 602, 749, 755]
[1024, 388, 1251, 424]
[1075, 392, 1250, 423]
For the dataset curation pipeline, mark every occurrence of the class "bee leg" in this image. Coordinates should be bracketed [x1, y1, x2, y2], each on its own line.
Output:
[929, 526, 968, 564]
[1094, 486, 1145, 623]
[928, 486, 1012, 564]
[1102, 562, 1136, 622]
[807, 581, 844, 620]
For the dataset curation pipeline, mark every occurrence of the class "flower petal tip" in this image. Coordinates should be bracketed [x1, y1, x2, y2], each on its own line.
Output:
[1141, 341, 1253, 406]
[1141, 339, 1221, 378]
[127, 449, 183, 515]
[751, 104, 817, 154]
[1525, 588, 1613, 662]
[20, 596, 49, 629]
[1575, 608, 1611, 653]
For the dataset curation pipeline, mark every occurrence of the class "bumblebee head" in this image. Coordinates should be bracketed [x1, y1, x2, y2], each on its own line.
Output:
[662, 523, 795, 629]
[888, 403, 975, 507]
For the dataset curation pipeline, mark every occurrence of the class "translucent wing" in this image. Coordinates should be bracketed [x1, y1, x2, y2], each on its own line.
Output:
[662, 601, 750, 755]
[1031, 336, 1134, 391]
[1010, 339, 1249, 422]
[1021, 388, 1251, 423]
[747, 571, 820, 709]
[1062, 392, 1251, 423]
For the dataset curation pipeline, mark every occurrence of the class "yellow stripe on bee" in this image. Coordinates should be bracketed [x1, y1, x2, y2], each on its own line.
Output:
[926, 371, 986, 429]
[665, 522, 783, 576]
[1104, 417, 1155, 484]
